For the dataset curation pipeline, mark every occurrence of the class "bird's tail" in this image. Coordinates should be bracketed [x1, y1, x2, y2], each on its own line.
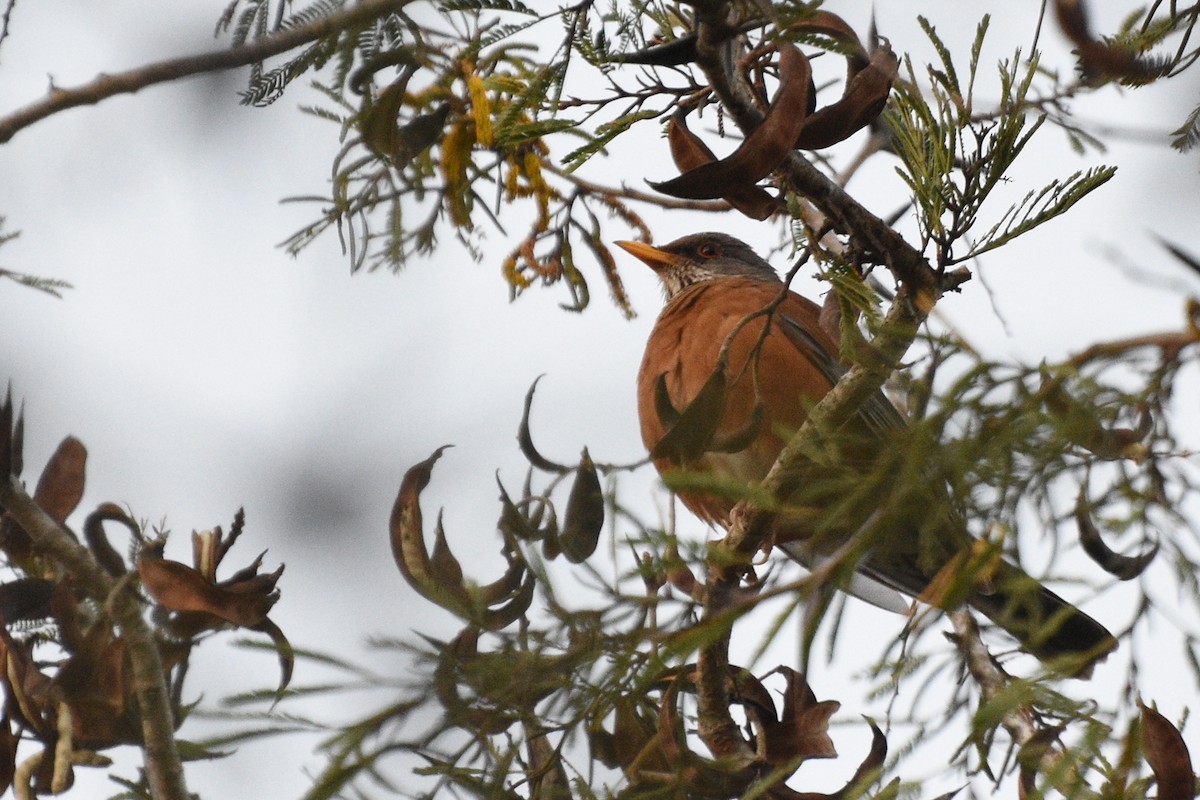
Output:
[968, 562, 1117, 677]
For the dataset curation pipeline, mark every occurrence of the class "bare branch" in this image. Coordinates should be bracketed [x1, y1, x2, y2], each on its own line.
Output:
[1067, 328, 1200, 368]
[0, 0, 411, 144]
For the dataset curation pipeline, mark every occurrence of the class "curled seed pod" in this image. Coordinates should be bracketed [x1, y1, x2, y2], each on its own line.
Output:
[650, 44, 812, 200]
[559, 449, 604, 563]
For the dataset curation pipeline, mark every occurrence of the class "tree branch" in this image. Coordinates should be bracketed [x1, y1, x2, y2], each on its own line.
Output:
[0, 0, 411, 144]
[677, 3, 943, 770]
[682, 9, 949, 565]
[949, 608, 1039, 746]
[687, 6, 941, 295]
[1066, 327, 1200, 368]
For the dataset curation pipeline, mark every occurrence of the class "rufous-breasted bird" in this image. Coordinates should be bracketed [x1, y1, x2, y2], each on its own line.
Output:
[617, 232, 1116, 672]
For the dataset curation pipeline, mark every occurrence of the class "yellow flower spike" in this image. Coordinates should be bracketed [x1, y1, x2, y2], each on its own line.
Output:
[502, 252, 531, 289]
[522, 151, 550, 228]
[439, 121, 476, 228]
[465, 66, 494, 148]
[503, 154, 520, 199]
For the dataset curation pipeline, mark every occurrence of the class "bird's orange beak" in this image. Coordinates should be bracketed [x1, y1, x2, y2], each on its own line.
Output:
[614, 240, 683, 273]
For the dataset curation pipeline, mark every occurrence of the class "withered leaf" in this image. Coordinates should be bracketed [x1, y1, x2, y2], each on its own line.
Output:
[496, 480, 539, 543]
[542, 524, 562, 561]
[477, 543, 530, 606]
[1054, 0, 1141, 82]
[519, 377, 571, 473]
[0, 627, 55, 736]
[0, 388, 23, 478]
[389, 446, 474, 614]
[430, 512, 467, 594]
[651, 365, 729, 464]
[853, 722, 890, 787]
[769, 721, 888, 800]
[250, 616, 295, 701]
[611, 695, 669, 775]
[55, 621, 136, 750]
[650, 43, 811, 200]
[665, 114, 779, 220]
[559, 449, 604, 563]
[763, 667, 840, 765]
[796, 42, 899, 150]
[138, 541, 282, 628]
[479, 569, 536, 630]
[1075, 491, 1158, 580]
[1140, 701, 1195, 800]
[729, 667, 778, 727]
[360, 66, 450, 168]
[83, 502, 137, 577]
[792, 11, 870, 70]
[33, 436, 86, 524]
[664, 545, 701, 599]
[618, 35, 699, 66]
[0, 578, 54, 623]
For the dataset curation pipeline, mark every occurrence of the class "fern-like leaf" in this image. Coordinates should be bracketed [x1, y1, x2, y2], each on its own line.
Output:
[1171, 102, 1200, 152]
[0, 269, 73, 298]
[968, 166, 1117, 259]
[439, 0, 535, 14]
[561, 110, 659, 170]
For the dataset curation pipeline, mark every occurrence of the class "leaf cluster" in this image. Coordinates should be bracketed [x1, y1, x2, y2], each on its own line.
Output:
[888, 17, 1117, 267]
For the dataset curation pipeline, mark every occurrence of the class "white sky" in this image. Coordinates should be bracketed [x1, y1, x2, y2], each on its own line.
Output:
[2, 1, 1199, 797]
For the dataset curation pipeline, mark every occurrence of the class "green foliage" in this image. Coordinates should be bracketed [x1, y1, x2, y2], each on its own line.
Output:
[888, 18, 1117, 266]
[561, 109, 660, 170]
[1171, 102, 1200, 152]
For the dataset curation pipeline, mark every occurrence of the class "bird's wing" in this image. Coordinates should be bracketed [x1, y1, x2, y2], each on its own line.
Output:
[776, 310, 907, 437]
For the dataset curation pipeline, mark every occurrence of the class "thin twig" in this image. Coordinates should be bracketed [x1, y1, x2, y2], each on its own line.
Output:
[543, 162, 732, 211]
[0, 0, 411, 144]
[0, 0, 16, 59]
[1067, 328, 1200, 368]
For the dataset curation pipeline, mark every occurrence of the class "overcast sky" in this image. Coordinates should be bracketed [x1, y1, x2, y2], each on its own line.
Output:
[2, 1, 1199, 797]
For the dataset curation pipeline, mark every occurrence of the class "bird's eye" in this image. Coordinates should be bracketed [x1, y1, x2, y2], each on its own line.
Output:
[697, 243, 720, 258]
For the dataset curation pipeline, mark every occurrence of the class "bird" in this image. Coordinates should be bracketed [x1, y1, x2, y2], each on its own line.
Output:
[616, 231, 1116, 673]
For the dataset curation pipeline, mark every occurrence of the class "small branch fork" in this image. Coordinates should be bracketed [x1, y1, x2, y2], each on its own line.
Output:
[0, 480, 187, 800]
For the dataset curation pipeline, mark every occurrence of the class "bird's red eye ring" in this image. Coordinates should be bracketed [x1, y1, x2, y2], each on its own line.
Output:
[697, 243, 719, 258]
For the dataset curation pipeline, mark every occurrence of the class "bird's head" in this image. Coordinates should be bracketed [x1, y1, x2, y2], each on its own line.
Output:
[615, 232, 781, 300]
